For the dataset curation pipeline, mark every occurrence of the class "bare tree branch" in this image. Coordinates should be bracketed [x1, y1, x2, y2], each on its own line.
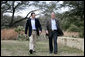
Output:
[14, 1, 23, 9]
[10, 9, 40, 26]
[25, 9, 40, 18]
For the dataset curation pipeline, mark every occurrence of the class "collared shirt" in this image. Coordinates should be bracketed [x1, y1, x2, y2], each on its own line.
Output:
[51, 19, 57, 30]
[31, 18, 36, 30]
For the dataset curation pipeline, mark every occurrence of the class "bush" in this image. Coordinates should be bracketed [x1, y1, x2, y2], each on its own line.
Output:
[15, 26, 28, 41]
[67, 24, 79, 32]
[79, 27, 84, 38]
[15, 26, 25, 34]
[17, 34, 29, 41]
[79, 32, 84, 38]
[1, 29, 18, 40]
[67, 24, 84, 38]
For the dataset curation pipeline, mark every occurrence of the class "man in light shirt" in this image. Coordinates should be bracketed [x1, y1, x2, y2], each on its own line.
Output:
[46, 12, 63, 54]
[25, 12, 42, 54]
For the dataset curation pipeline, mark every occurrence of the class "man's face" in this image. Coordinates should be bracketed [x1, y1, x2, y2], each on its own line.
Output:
[51, 12, 55, 19]
[32, 14, 36, 18]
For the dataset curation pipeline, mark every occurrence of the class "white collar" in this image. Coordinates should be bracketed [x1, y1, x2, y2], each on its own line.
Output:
[51, 19, 55, 21]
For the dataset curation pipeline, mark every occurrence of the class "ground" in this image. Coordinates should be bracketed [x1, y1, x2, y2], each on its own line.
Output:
[1, 39, 84, 56]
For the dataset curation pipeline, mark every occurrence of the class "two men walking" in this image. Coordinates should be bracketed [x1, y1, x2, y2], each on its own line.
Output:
[25, 12, 63, 54]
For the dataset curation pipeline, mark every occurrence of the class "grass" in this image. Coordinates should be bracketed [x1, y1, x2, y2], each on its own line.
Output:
[1, 40, 84, 56]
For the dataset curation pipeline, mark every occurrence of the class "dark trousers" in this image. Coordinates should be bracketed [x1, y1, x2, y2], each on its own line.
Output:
[49, 30, 58, 53]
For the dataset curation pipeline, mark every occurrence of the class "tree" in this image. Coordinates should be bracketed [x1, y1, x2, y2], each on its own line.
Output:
[59, 1, 84, 37]
[1, 1, 40, 27]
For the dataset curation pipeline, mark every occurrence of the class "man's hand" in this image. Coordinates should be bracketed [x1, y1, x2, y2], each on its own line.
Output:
[39, 31, 42, 34]
[25, 34, 27, 37]
[46, 30, 48, 34]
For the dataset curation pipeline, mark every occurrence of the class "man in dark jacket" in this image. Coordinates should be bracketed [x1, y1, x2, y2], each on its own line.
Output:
[46, 12, 63, 54]
[25, 12, 42, 54]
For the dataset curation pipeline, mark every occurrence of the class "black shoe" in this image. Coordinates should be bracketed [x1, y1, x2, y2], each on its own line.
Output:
[29, 50, 33, 54]
[54, 52, 57, 54]
[33, 51, 36, 52]
[49, 51, 53, 54]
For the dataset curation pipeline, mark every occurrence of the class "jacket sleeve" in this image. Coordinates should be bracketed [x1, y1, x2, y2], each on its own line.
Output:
[56, 19, 60, 27]
[25, 19, 29, 34]
[56, 19, 64, 36]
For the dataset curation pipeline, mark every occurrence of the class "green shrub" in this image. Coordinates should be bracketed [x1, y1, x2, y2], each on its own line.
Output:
[15, 26, 25, 34]
[15, 26, 29, 41]
[67, 24, 84, 38]
[79, 32, 84, 38]
[67, 24, 79, 32]
[17, 34, 29, 41]
[79, 27, 84, 38]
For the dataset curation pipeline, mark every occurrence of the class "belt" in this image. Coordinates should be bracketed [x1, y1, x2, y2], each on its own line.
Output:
[32, 29, 36, 31]
[52, 30, 57, 31]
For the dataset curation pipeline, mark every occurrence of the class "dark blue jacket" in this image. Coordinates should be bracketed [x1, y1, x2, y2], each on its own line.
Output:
[25, 18, 42, 36]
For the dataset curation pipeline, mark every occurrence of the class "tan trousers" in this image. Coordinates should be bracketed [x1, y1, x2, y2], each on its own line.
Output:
[29, 31, 37, 51]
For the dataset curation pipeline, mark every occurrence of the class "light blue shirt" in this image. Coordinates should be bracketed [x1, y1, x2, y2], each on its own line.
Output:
[31, 19, 36, 30]
[51, 19, 57, 30]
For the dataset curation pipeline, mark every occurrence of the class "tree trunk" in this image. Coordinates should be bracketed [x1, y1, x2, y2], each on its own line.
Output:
[9, 1, 15, 27]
